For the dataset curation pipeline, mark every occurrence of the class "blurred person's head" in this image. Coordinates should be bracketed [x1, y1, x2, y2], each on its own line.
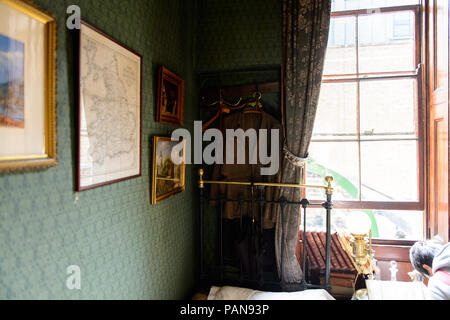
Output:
[410, 238, 444, 278]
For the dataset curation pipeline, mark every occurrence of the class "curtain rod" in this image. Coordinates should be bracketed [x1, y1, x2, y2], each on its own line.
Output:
[197, 169, 334, 195]
[200, 81, 280, 100]
[197, 65, 281, 78]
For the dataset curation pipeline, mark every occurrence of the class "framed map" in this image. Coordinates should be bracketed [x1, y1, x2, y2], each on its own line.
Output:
[0, 0, 57, 172]
[77, 21, 142, 191]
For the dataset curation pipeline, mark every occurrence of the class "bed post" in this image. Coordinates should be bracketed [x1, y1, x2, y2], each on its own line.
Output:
[300, 198, 309, 288]
[258, 185, 265, 288]
[238, 194, 244, 282]
[198, 169, 205, 281]
[323, 176, 334, 292]
[279, 196, 287, 291]
[219, 194, 224, 282]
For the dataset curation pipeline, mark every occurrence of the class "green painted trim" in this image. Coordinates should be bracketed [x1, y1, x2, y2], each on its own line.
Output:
[306, 159, 380, 237]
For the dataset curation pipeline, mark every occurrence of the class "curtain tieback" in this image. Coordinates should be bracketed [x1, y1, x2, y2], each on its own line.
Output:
[283, 144, 307, 167]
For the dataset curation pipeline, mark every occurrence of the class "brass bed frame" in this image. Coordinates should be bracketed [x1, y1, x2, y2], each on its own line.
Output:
[198, 169, 334, 292]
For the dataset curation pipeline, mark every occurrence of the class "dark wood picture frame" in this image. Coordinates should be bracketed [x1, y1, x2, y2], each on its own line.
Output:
[156, 66, 184, 126]
[76, 21, 142, 191]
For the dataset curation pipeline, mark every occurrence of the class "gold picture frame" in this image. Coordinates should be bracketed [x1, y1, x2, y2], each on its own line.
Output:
[151, 136, 186, 204]
[0, 0, 57, 172]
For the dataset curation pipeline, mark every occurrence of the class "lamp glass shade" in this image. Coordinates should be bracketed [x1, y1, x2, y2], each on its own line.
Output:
[346, 211, 372, 235]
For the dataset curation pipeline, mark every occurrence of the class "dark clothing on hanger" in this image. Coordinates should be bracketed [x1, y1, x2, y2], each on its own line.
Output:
[210, 110, 283, 229]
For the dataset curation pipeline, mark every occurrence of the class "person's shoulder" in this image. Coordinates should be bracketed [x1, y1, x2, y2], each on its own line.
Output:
[428, 275, 449, 300]
[439, 242, 450, 253]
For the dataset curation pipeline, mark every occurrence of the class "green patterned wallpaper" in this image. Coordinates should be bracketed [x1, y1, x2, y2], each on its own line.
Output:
[0, 0, 199, 299]
[196, 0, 282, 73]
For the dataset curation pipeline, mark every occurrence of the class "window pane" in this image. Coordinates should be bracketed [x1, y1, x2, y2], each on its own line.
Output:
[360, 78, 418, 138]
[313, 82, 357, 140]
[323, 16, 356, 75]
[360, 140, 418, 201]
[303, 208, 423, 240]
[372, 210, 423, 240]
[331, 0, 419, 12]
[302, 208, 350, 233]
[358, 11, 415, 73]
[306, 142, 359, 201]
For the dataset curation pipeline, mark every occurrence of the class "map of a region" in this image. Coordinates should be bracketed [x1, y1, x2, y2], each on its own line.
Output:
[79, 27, 140, 187]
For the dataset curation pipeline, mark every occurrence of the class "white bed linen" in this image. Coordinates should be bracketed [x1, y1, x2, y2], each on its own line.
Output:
[207, 286, 335, 300]
[365, 280, 431, 300]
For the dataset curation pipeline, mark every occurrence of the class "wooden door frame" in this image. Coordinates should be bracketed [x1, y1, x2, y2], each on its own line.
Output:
[424, 0, 450, 241]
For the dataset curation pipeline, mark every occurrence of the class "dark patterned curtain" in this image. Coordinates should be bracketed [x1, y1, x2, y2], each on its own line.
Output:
[275, 0, 331, 286]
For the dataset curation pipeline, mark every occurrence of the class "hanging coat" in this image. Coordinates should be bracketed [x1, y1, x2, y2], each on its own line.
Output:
[209, 110, 284, 229]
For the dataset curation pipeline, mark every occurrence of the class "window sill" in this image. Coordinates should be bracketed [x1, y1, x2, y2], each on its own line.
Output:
[372, 239, 417, 247]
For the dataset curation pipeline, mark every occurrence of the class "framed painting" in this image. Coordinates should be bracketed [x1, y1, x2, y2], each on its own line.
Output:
[156, 66, 184, 126]
[151, 136, 186, 204]
[77, 21, 142, 191]
[0, 0, 57, 172]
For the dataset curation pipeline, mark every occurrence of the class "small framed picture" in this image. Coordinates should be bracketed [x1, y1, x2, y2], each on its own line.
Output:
[0, 0, 57, 172]
[151, 136, 186, 204]
[156, 66, 184, 126]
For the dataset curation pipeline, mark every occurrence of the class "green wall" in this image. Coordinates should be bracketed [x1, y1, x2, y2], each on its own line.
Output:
[196, 0, 282, 73]
[0, 0, 198, 299]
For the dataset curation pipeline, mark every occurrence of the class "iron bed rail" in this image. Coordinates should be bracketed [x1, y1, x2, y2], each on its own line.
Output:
[197, 169, 334, 293]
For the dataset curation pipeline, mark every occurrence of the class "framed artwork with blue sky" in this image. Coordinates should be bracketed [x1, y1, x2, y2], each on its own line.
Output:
[0, 0, 57, 172]
[0, 33, 25, 128]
